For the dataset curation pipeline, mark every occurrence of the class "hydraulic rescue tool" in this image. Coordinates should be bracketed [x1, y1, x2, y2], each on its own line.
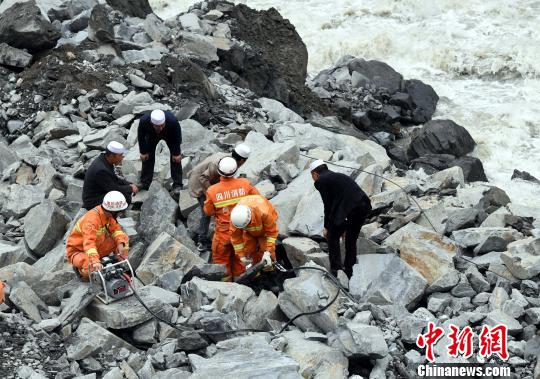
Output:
[90, 254, 135, 304]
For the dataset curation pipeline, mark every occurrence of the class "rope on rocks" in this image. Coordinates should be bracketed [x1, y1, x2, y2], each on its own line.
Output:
[299, 153, 509, 281]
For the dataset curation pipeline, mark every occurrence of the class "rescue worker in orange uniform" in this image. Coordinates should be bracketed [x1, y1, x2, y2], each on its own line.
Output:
[203, 157, 260, 281]
[0, 281, 5, 305]
[66, 191, 130, 279]
[229, 195, 278, 270]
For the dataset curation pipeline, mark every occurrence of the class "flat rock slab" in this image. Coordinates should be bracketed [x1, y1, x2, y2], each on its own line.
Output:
[66, 318, 138, 360]
[189, 346, 301, 379]
[86, 285, 173, 329]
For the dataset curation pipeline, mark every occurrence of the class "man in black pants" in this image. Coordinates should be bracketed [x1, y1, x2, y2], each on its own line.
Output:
[310, 159, 372, 278]
[82, 141, 139, 210]
[137, 109, 183, 193]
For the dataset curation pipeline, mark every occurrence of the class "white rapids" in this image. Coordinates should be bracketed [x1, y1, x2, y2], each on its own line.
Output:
[150, 0, 540, 207]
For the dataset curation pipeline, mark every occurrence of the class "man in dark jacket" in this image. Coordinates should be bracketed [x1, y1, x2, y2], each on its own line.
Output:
[82, 141, 138, 210]
[310, 159, 372, 278]
[137, 109, 183, 192]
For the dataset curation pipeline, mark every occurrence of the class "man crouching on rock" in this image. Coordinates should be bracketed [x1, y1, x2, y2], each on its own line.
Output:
[66, 191, 130, 279]
[310, 159, 372, 279]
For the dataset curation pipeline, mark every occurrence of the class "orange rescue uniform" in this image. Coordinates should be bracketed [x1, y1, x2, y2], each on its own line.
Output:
[0, 281, 5, 305]
[230, 195, 279, 264]
[66, 206, 129, 278]
[203, 177, 259, 280]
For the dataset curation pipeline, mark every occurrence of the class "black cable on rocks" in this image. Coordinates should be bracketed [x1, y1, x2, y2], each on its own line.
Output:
[128, 266, 353, 336]
[299, 153, 509, 281]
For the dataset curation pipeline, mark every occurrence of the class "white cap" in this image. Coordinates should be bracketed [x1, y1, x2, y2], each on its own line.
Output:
[309, 159, 326, 172]
[107, 141, 125, 155]
[234, 144, 251, 159]
[218, 157, 238, 177]
[151, 109, 166, 125]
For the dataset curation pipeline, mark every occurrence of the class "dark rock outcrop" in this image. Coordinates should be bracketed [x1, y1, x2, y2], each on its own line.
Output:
[403, 79, 439, 123]
[511, 169, 540, 184]
[105, 0, 153, 18]
[0, 1, 61, 53]
[348, 58, 403, 93]
[408, 119, 476, 159]
[452, 156, 487, 182]
[214, 2, 324, 114]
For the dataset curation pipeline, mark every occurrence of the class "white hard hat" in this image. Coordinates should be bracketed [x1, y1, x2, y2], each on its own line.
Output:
[218, 157, 238, 177]
[150, 109, 166, 125]
[309, 159, 326, 172]
[234, 144, 251, 159]
[106, 141, 125, 155]
[231, 204, 252, 228]
[102, 191, 128, 211]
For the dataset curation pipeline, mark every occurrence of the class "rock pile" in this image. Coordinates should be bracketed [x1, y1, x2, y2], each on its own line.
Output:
[0, 0, 538, 378]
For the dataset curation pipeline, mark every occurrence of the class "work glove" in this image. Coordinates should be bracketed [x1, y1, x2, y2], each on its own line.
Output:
[240, 256, 251, 266]
[261, 251, 272, 268]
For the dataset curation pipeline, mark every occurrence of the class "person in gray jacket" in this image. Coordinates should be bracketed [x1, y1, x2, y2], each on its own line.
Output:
[187, 144, 251, 251]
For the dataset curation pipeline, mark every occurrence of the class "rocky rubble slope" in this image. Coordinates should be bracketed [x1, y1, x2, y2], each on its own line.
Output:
[0, 1, 539, 378]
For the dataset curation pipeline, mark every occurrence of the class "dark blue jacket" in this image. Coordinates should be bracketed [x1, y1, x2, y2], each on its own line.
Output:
[137, 111, 182, 155]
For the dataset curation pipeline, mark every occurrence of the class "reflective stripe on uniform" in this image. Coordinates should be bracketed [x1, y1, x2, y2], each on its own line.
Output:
[75, 221, 82, 233]
[266, 237, 277, 244]
[111, 230, 125, 238]
[233, 243, 245, 251]
[85, 248, 98, 256]
[245, 226, 262, 232]
[214, 198, 242, 208]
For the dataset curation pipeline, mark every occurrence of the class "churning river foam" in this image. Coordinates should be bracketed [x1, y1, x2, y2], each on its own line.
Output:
[150, 0, 540, 207]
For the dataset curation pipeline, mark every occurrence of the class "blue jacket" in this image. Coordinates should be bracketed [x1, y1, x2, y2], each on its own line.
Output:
[137, 111, 182, 155]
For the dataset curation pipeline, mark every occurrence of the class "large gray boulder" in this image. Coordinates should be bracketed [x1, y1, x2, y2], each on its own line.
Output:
[398, 230, 458, 284]
[331, 322, 388, 359]
[189, 346, 301, 378]
[180, 119, 216, 156]
[350, 255, 428, 310]
[181, 277, 255, 319]
[24, 200, 70, 257]
[138, 182, 178, 242]
[273, 122, 390, 168]
[32, 112, 78, 143]
[0, 184, 45, 218]
[258, 97, 304, 123]
[451, 227, 524, 249]
[282, 330, 348, 378]
[243, 290, 282, 330]
[271, 170, 312, 235]
[403, 79, 439, 124]
[8, 281, 48, 322]
[0, 241, 32, 269]
[278, 262, 340, 333]
[282, 237, 324, 268]
[136, 232, 204, 285]
[174, 32, 218, 65]
[0, 1, 60, 53]
[408, 119, 476, 159]
[66, 318, 138, 360]
[500, 237, 540, 280]
[0, 42, 32, 67]
[287, 188, 324, 237]
[33, 243, 69, 273]
[0, 142, 17, 172]
[112, 91, 154, 118]
[347, 58, 403, 93]
[237, 132, 300, 185]
[86, 286, 175, 329]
